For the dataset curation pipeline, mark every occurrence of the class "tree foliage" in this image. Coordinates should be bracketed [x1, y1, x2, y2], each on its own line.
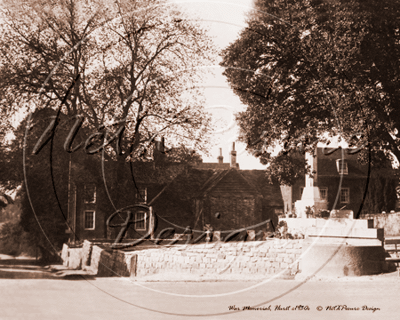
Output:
[0, 0, 216, 256]
[0, 102, 208, 258]
[264, 152, 308, 185]
[221, 0, 400, 174]
[361, 171, 398, 214]
[0, 0, 216, 159]
[0, 108, 71, 261]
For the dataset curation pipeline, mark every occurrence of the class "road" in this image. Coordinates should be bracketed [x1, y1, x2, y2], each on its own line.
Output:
[0, 274, 399, 320]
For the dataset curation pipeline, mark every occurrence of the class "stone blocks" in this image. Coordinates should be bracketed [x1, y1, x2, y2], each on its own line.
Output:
[68, 248, 82, 270]
[81, 240, 92, 268]
[61, 244, 69, 267]
[301, 238, 386, 277]
[61, 239, 305, 278]
[130, 239, 303, 277]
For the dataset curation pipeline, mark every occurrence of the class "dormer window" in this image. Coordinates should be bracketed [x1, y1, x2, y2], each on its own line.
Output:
[336, 159, 348, 175]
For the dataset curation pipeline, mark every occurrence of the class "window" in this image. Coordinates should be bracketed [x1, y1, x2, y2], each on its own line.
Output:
[319, 187, 328, 200]
[135, 211, 146, 230]
[340, 188, 350, 203]
[84, 210, 95, 230]
[84, 185, 96, 203]
[136, 188, 147, 203]
[336, 159, 348, 175]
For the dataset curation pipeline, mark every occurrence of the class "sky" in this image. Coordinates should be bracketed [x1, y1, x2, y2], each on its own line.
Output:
[172, 0, 265, 169]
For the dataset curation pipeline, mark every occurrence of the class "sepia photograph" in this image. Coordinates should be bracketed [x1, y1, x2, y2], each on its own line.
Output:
[0, 0, 399, 319]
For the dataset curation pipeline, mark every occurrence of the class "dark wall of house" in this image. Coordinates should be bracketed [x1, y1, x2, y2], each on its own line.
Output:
[70, 160, 285, 242]
[318, 177, 366, 214]
[290, 177, 367, 214]
[74, 182, 109, 241]
[205, 194, 261, 231]
[203, 170, 263, 232]
[290, 175, 397, 216]
[151, 187, 197, 238]
[261, 202, 280, 231]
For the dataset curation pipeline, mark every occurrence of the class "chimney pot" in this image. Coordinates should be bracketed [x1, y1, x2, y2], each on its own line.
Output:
[230, 142, 237, 168]
[217, 148, 223, 164]
[155, 137, 165, 153]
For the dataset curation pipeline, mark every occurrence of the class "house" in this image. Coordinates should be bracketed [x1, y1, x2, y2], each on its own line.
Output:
[281, 147, 398, 218]
[149, 167, 282, 238]
[65, 153, 174, 242]
[66, 143, 283, 243]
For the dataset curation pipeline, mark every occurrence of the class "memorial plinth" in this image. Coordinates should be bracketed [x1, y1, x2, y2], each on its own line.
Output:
[295, 186, 328, 218]
[294, 150, 327, 218]
[299, 218, 386, 277]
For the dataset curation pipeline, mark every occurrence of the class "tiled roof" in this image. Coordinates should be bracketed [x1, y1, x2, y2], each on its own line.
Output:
[193, 162, 232, 170]
[151, 167, 283, 206]
[240, 170, 283, 206]
[199, 170, 230, 195]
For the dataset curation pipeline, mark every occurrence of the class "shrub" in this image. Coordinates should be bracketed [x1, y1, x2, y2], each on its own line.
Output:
[0, 221, 24, 256]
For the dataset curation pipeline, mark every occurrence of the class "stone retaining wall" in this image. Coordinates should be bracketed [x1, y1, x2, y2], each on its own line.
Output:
[125, 240, 303, 277]
[61, 240, 303, 277]
[361, 212, 400, 236]
[61, 244, 82, 269]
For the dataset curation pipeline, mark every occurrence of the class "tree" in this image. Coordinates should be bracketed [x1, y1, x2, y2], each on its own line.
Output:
[0, 0, 216, 160]
[0, 108, 72, 261]
[361, 170, 398, 214]
[0, 106, 207, 260]
[0, 0, 216, 256]
[221, 0, 400, 174]
[264, 152, 308, 185]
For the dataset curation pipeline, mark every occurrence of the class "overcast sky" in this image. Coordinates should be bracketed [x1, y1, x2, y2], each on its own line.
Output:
[173, 0, 265, 169]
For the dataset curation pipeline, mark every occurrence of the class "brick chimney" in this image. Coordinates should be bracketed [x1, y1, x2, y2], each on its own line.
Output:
[154, 137, 165, 166]
[230, 142, 237, 168]
[217, 148, 223, 164]
[155, 137, 165, 153]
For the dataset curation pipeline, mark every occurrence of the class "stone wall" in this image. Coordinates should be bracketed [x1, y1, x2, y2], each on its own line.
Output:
[281, 218, 379, 239]
[301, 239, 387, 277]
[61, 240, 303, 277]
[70, 248, 83, 270]
[60, 241, 91, 271]
[125, 240, 303, 278]
[87, 244, 102, 274]
[361, 212, 400, 237]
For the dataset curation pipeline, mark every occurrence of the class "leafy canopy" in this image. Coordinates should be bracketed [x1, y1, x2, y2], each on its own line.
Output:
[0, 0, 217, 160]
[0, 0, 217, 256]
[221, 0, 400, 184]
